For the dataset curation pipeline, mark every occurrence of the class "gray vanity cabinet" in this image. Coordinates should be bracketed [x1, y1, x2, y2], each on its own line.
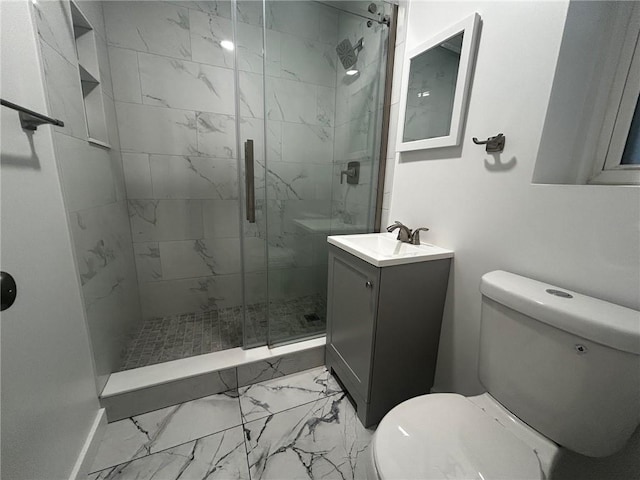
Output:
[325, 244, 451, 428]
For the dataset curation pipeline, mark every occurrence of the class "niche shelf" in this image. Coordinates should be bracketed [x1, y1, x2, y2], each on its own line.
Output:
[70, 1, 110, 149]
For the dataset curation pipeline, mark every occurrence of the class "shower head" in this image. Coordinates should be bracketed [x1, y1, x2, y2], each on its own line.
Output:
[336, 38, 364, 70]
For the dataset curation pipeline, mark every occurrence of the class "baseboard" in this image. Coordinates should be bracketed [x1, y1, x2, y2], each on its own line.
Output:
[68, 408, 107, 480]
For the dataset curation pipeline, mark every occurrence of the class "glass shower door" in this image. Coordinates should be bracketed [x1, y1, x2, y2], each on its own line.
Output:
[234, 0, 269, 348]
[262, 1, 391, 346]
[233, 0, 391, 348]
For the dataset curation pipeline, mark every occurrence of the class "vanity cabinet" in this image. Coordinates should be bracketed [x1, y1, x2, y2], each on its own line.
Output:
[326, 244, 451, 427]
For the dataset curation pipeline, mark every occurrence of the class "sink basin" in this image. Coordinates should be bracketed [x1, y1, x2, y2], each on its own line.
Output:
[327, 232, 454, 267]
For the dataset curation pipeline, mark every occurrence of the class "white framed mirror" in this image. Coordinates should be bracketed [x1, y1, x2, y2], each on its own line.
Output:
[398, 13, 481, 152]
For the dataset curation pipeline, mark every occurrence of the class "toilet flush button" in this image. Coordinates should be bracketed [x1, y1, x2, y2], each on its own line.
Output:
[546, 288, 573, 299]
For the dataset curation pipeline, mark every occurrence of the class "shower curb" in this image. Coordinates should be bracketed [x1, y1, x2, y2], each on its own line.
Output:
[100, 337, 326, 422]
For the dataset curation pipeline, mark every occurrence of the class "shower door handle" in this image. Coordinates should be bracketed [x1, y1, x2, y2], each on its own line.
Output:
[244, 139, 256, 223]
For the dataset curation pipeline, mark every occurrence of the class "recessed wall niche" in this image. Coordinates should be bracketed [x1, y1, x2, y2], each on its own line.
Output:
[70, 1, 110, 148]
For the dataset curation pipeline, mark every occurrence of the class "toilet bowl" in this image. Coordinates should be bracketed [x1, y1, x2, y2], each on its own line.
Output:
[368, 393, 558, 480]
[368, 271, 640, 480]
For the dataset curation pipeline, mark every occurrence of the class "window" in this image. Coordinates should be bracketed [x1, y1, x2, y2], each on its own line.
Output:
[621, 101, 640, 165]
[589, 4, 640, 185]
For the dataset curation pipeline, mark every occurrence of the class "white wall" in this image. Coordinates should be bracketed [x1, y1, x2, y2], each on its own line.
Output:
[390, 0, 640, 393]
[387, 0, 640, 474]
[383, 1, 640, 472]
[0, 1, 101, 478]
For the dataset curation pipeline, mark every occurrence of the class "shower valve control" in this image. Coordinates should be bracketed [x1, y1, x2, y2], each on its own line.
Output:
[340, 161, 360, 185]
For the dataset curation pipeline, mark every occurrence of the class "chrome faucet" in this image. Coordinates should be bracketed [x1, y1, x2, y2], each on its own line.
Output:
[386, 221, 429, 245]
[386, 221, 412, 243]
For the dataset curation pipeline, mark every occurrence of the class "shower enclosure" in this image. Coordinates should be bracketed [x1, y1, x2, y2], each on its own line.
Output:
[34, 0, 394, 390]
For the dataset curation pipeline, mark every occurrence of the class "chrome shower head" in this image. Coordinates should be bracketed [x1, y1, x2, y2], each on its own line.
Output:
[336, 38, 364, 70]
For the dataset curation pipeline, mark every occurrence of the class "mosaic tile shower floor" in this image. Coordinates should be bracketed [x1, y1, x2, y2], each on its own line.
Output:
[118, 295, 327, 371]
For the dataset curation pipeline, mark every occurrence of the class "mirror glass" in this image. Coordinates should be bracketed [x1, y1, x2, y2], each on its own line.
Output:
[402, 32, 464, 143]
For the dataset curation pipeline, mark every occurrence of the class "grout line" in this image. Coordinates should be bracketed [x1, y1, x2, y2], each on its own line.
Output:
[108, 41, 338, 91]
[113, 96, 334, 129]
[242, 407, 253, 479]
[240, 389, 344, 428]
[89, 421, 244, 475]
[134, 51, 143, 105]
[243, 431, 253, 479]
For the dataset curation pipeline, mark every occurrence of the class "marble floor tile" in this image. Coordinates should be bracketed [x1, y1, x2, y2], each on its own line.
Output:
[89, 426, 249, 480]
[88, 365, 376, 480]
[90, 391, 241, 473]
[244, 393, 374, 480]
[239, 367, 342, 423]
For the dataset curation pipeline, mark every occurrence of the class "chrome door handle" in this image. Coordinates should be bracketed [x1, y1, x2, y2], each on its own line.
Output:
[244, 139, 255, 223]
[365, 281, 373, 288]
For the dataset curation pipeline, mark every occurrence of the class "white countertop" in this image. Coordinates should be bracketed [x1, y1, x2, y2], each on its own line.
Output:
[327, 232, 454, 267]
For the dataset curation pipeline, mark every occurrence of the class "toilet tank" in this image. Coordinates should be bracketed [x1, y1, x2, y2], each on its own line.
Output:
[478, 271, 640, 457]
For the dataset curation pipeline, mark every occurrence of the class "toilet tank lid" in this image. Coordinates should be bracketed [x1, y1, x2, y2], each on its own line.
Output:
[480, 271, 640, 355]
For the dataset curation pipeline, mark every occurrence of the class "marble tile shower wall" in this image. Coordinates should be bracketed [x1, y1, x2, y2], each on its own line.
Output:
[103, 1, 338, 320]
[332, 9, 387, 233]
[31, 0, 142, 391]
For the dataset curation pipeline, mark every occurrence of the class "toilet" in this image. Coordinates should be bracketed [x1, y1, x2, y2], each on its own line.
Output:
[368, 270, 640, 479]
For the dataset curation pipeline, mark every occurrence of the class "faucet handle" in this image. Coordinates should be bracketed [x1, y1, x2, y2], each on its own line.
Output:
[386, 220, 404, 232]
[410, 227, 429, 245]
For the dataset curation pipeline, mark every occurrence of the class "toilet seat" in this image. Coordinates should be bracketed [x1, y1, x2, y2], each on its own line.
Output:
[372, 393, 543, 480]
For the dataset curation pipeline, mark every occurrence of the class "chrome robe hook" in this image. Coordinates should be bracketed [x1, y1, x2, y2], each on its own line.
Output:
[472, 133, 505, 153]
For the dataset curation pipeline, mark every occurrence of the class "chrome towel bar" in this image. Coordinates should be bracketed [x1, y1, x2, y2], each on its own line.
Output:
[1, 98, 64, 131]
